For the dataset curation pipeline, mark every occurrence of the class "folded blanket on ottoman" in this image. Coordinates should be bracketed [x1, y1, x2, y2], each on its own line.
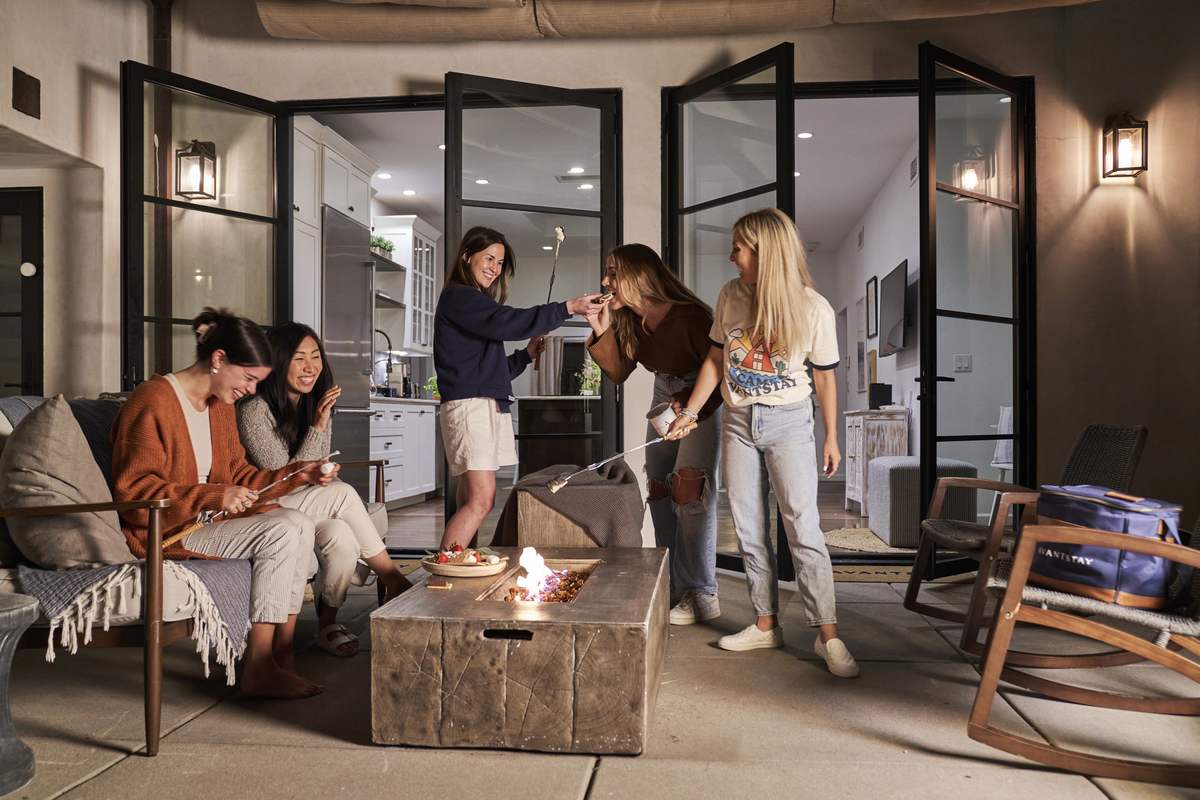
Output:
[493, 460, 644, 548]
[18, 558, 251, 685]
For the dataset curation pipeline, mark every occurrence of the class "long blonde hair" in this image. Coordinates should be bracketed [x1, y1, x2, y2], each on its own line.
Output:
[731, 208, 815, 355]
[608, 243, 710, 362]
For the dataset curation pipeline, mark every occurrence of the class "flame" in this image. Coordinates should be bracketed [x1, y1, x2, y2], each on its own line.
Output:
[516, 546, 553, 602]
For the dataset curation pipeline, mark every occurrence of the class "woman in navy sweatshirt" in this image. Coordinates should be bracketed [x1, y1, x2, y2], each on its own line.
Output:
[435, 226, 597, 548]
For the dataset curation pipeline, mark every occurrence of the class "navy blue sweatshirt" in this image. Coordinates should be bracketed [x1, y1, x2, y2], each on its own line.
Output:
[434, 284, 570, 411]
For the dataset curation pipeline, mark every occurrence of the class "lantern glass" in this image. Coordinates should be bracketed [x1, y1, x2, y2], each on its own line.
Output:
[175, 140, 217, 200]
[1102, 114, 1147, 177]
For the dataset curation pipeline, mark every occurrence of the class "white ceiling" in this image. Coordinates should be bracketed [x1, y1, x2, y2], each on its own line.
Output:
[316, 94, 919, 258]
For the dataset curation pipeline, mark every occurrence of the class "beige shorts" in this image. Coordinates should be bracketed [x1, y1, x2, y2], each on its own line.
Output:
[439, 397, 518, 477]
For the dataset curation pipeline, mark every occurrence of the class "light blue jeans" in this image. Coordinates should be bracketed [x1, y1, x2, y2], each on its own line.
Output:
[722, 399, 837, 626]
[644, 373, 720, 598]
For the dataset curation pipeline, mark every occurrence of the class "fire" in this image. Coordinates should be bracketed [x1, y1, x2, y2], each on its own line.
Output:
[516, 547, 553, 602]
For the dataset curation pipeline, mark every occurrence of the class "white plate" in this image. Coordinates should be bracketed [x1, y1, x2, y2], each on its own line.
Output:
[420, 556, 509, 578]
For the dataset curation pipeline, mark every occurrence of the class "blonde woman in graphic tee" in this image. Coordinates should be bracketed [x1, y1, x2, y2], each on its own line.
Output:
[668, 207, 858, 678]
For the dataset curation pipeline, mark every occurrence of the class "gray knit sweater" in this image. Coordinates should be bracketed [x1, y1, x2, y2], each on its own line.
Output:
[236, 395, 332, 470]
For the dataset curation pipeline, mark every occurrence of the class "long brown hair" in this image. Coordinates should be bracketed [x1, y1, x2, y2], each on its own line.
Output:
[731, 208, 815, 355]
[446, 226, 516, 303]
[607, 243, 709, 362]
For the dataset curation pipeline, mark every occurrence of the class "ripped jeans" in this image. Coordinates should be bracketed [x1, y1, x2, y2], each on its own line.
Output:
[644, 373, 721, 598]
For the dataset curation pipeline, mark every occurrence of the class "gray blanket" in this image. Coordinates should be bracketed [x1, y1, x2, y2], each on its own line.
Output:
[492, 460, 645, 548]
[18, 558, 251, 683]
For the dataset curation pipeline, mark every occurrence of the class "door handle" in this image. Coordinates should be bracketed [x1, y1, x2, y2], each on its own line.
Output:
[913, 376, 957, 382]
[292, 204, 300, 212]
[334, 407, 375, 416]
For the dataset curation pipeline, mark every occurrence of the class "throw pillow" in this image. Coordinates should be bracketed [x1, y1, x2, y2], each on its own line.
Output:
[0, 395, 135, 568]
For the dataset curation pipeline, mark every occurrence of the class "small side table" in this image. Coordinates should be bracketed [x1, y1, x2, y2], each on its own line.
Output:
[0, 595, 37, 796]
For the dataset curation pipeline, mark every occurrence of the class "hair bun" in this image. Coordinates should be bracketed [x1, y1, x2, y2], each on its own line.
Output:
[194, 321, 216, 342]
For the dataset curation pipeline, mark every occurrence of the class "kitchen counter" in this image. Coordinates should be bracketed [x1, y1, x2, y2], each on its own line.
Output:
[369, 396, 440, 406]
[513, 395, 601, 401]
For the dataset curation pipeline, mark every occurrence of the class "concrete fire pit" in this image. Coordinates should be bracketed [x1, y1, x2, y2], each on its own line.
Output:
[371, 547, 668, 754]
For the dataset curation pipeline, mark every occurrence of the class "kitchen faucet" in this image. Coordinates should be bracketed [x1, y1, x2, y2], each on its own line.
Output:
[373, 328, 394, 392]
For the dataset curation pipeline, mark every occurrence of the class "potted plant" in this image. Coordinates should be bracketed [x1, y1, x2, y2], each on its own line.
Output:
[576, 355, 602, 396]
[370, 235, 395, 259]
[423, 376, 440, 400]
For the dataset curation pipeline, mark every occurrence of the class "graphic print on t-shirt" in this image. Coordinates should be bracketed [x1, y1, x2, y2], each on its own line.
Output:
[726, 328, 797, 398]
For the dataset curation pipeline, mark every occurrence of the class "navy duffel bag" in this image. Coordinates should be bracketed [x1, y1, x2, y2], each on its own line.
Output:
[1029, 484, 1183, 609]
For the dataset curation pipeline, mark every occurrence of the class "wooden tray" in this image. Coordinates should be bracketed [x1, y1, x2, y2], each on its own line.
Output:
[420, 556, 509, 578]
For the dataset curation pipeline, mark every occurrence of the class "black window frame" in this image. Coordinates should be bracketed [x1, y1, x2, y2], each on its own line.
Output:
[0, 187, 44, 396]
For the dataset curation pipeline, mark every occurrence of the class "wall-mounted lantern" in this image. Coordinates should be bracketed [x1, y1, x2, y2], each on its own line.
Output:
[175, 140, 217, 200]
[952, 146, 989, 196]
[1103, 113, 1147, 177]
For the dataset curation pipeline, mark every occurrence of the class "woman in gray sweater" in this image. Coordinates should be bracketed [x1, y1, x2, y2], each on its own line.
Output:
[238, 322, 411, 657]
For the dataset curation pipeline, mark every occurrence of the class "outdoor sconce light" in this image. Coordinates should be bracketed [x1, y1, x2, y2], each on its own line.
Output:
[175, 140, 217, 200]
[1103, 113, 1147, 177]
[952, 146, 989, 196]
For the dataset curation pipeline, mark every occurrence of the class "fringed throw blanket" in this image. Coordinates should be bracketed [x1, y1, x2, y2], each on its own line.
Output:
[17, 559, 252, 685]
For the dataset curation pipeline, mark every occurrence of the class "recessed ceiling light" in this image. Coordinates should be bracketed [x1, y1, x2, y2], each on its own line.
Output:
[402, 189, 416, 196]
[999, 96, 1012, 104]
[793, 171, 800, 177]
[568, 166, 585, 174]
[578, 183, 594, 190]
[475, 178, 489, 185]
[377, 172, 392, 180]
[438, 144, 446, 150]
[797, 131, 813, 139]
[542, 245, 553, 250]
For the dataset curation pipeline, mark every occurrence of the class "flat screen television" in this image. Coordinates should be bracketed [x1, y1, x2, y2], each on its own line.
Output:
[878, 260, 909, 357]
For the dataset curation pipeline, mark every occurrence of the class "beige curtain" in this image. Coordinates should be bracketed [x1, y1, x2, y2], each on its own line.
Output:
[534, 336, 564, 396]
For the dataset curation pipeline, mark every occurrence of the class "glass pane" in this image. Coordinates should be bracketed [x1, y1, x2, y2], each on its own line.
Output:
[936, 315, 1012, 438]
[462, 206, 602, 314]
[143, 81, 275, 217]
[934, 64, 1014, 203]
[0, 317, 20, 397]
[683, 66, 777, 208]
[0, 214, 22, 313]
[934, 190, 1014, 318]
[462, 94, 600, 212]
[143, 322, 198, 377]
[143, 202, 273, 323]
[935, 439, 995, 526]
[680, 189, 775, 307]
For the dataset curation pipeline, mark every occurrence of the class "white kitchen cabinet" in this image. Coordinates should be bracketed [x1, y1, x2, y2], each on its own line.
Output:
[321, 148, 350, 215]
[292, 129, 321, 229]
[292, 221, 321, 332]
[348, 167, 371, 228]
[369, 400, 439, 503]
[373, 215, 441, 356]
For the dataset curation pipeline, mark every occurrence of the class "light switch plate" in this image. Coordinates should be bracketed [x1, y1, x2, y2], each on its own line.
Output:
[954, 354, 973, 373]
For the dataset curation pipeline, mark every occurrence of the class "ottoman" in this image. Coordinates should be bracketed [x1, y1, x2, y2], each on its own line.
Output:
[868, 456, 977, 547]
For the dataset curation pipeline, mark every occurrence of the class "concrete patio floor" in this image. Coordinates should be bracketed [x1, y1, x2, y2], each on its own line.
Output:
[8, 574, 1197, 800]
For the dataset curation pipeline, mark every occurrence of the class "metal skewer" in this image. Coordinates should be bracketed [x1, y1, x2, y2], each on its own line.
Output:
[535, 226, 567, 372]
[547, 439, 666, 493]
[160, 451, 341, 550]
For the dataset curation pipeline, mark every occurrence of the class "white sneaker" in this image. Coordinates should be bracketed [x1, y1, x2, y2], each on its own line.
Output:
[717, 624, 783, 652]
[669, 592, 721, 625]
[814, 635, 860, 678]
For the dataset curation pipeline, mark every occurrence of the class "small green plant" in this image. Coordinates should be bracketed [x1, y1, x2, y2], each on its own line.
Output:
[370, 235, 394, 253]
[576, 356, 601, 396]
[423, 375, 439, 399]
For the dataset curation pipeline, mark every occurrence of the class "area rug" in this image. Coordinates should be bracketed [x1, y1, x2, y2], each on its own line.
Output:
[824, 527, 913, 554]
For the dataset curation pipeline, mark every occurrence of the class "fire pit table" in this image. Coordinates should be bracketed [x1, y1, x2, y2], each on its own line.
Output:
[371, 547, 668, 754]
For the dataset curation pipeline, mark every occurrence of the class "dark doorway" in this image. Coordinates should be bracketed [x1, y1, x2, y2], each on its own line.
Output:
[0, 188, 43, 396]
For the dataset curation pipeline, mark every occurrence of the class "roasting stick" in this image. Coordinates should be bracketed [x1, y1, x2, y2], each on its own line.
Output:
[160, 451, 341, 550]
[547, 438, 666, 493]
[534, 225, 567, 372]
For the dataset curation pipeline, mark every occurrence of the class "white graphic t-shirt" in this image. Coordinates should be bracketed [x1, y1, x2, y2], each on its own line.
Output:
[708, 279, 840, 408]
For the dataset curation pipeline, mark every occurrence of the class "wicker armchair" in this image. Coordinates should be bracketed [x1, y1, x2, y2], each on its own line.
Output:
[903, 424, 1149, 658]
[968, 520, 1200, 786]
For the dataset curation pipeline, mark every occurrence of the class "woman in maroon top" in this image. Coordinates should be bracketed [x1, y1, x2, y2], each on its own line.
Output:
[585, 243, 723, 625]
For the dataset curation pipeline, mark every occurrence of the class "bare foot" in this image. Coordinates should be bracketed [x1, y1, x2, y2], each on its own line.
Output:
[273, 649, 298, 674]
[241, 663, 323, 699]
[383, 573, 414, 603]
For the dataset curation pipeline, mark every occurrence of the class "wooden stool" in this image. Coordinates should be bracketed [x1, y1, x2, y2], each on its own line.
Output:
[516, 489, 597, 548]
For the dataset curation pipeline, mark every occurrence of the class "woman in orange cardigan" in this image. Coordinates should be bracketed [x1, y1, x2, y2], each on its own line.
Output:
[113, 308, 336, 699]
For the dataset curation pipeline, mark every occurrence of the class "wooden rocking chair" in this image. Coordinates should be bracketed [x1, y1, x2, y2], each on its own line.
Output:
[968, 522, 1200, 786]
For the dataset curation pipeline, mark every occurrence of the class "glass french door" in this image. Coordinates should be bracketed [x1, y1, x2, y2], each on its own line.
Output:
[444, 73, 621, 530]
[120, 61, 290, 387]
[918, 43, 1035, 572]
[664, 44, 794, 577]
[0, 188, 43, 396]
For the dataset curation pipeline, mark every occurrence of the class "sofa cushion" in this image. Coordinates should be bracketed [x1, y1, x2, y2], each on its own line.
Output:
[68, 397, 124, 488]
[0, 396, 134, 568]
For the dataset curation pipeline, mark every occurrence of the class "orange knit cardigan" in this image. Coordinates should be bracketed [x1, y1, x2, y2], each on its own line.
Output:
[112, 375, 308, 559]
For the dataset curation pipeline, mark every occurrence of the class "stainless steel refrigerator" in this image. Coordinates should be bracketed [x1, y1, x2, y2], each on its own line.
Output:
[321, 206, 373, 498]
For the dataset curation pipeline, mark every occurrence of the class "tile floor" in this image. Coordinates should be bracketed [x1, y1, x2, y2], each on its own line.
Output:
[8, 571, 1196, 799]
